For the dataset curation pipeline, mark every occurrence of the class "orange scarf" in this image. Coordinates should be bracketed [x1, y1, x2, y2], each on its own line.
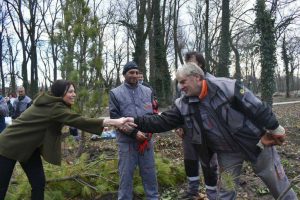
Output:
[199, 80, 208, 100]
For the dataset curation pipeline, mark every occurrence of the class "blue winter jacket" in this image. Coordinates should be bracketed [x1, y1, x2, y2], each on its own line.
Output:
[0, 96, 9, 133]
[109, 82, 154, 143]
[12, 95, 32, 119]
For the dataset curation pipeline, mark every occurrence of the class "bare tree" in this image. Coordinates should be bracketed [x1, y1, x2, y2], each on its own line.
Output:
[103, 15, 127, 89]
[228, 0, 255, 80]
[150, 0, 172, 104]
[38, 0, 61, 81]
[217, 0, 231, 77]
[281, 34, 290, 97]
[186, 0, 222, 74]
[6, 36, 19, 94]
[5, 0, 30, 92]
[172, 0, 187, 70]
[116, 0, 151, 77]
[0, 4, 9, 94]
[115, 0, 136, 63]
[287, 35, 300, 91]
[4, 0, 44, 96]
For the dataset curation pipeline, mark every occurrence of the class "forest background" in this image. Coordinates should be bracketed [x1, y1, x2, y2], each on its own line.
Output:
[1, 0, 300, 106]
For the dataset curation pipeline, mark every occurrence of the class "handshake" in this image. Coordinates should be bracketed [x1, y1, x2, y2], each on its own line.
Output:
[103, 117, 147, 141]
[107, 117, 150, 142]
[103, 117, 135, 130]
[257, 125, 286, 149]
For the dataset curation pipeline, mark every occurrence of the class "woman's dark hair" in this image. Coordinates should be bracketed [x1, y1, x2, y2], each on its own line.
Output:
[51, 80, 75, 97]
[184, 51, 206, 73]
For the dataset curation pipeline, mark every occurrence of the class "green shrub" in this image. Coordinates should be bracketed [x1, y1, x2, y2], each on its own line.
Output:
[7, 152, 185, 199]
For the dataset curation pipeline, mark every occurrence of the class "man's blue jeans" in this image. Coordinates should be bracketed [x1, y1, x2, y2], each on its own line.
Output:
[117, 141, 159, 200]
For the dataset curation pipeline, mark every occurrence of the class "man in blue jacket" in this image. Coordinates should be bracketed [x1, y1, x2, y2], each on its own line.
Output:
[109, 61, 159, 200]
[12, 86, 32, 119]
[125, 63, 297, 200]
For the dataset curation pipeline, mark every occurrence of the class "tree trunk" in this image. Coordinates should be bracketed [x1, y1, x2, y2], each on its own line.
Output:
[151, 0, 171, 105]
[16, 0, 29, 92]
[6, 34, 17, 94]
[148, 0, 155, 85]
[256, 0, 277, 104]
[230, 37, 241, 81]
[133, 0, 147, 74]
[204, 0, 210, 72]
[217, 0, 230, 77]
[0, 29, 4, 95]
[173, 0, 179, 70]
[282, 35, 290, 98]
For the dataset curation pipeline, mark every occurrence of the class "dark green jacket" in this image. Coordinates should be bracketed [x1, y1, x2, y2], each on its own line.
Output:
[0, 92, 104, 165]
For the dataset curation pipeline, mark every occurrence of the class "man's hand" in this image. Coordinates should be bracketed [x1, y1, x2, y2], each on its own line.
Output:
[268, 125, 285, 139]
[136, 131, 147, 142]
[260, 132, 286, 148]
[175, 128, 184, 139]
[260, 134, 276, 146]
[266, 125, 286, 145]
[118, 123, 136, 134]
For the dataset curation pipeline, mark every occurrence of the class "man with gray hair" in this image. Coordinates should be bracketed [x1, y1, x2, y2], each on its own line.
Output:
[12, 86, 32, 119]
[175, 52, 218, 200]
[124, 63, 296, 200]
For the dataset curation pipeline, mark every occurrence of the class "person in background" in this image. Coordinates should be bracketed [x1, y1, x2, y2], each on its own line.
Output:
[7, 93, 16, 106]
[12, 86, 32, 119]
[5, 96, 14, 117]
[90, 127, 117, 141]
[138, 73, 153, 91]
[109, 61, 159, 200]
[0, 95, 9, 133]
[138, 72, 159, 114]
[0, 80, 135, 200]
[126, 63, 296, 200]
[69, 126, 81, 141]
[176, 51, 218, 200]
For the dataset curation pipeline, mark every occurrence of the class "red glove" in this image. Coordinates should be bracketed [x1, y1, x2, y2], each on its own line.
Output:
[260, 133, 284, 146]
[137, 133, 152, 155]
[258, 126, 286, 149]
[268, 125, 285, 138]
